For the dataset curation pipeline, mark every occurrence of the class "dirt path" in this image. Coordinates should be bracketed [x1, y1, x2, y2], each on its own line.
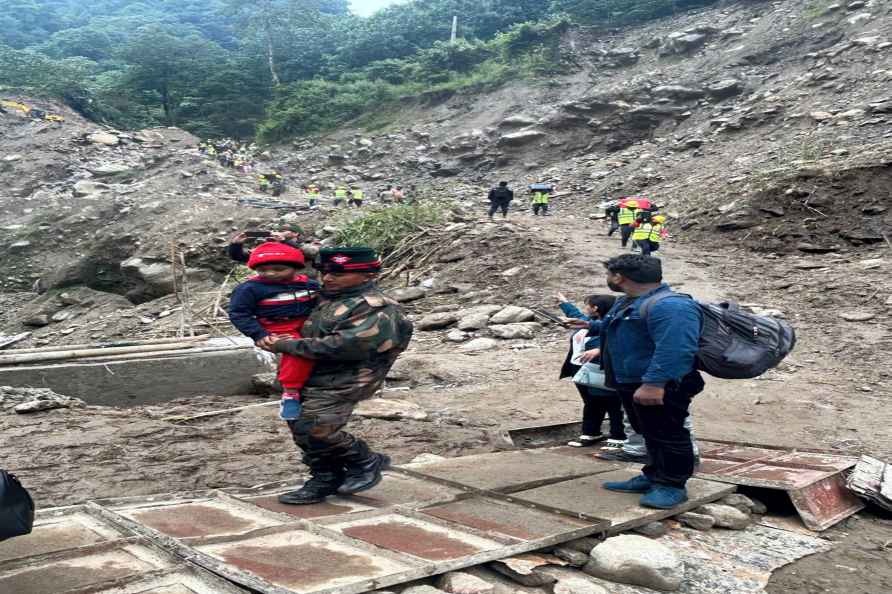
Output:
[2, 210, 890, 593]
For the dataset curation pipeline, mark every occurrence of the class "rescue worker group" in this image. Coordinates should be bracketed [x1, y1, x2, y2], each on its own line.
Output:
[225, 174, 680, 508]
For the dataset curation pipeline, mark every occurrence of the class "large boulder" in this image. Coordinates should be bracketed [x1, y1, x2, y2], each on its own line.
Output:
[490, 306, 536, 325]
[498, 130, 546, 147]
[88, 163, 135, 177]
[660, 32, 708, 55]
[489, 322, 541, 340]
[584, 534, 684, 591]
[120, 256, 213, 301]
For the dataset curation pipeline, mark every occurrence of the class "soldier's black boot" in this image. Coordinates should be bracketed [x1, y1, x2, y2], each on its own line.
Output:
[337, 441, 391, 495]
[278, 467, 344, 505]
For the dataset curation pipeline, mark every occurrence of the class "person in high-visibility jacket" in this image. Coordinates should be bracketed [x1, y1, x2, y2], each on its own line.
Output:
[618, 202, 637, 248]
[349, 186, 364, 208]
[334, 185, 348, 207]
[307, 185, 321, 208]
[531, 190, 550, 216]
[631, 215, 666, 257]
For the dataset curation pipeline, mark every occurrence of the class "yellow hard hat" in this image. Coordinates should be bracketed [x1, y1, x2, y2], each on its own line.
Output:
[653, 215, 666, 223]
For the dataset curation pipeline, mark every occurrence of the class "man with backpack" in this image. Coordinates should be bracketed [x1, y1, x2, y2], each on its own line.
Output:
[592, 254, 704, 509]
[487, 181, 514, 220]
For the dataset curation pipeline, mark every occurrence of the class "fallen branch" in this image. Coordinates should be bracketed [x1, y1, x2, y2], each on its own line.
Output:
[0, 332, 31, 350]
[73, 345, 251, 364]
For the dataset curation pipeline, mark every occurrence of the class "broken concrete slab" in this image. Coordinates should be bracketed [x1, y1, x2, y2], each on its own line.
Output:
[404, 449, 620, 493]
[514, 468, 735, 534]
[0, 346, 275, 405]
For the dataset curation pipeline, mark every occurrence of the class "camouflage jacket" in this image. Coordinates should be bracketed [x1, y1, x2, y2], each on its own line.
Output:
[273, 282, 413, 402]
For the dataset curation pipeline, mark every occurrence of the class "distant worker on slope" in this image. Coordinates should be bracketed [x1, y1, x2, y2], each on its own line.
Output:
[348, 186, 364, 208]
[487, 181, 514, 220]
[306, 184, 321, 208]
[530, 183, 554, 216]
[632, 214, 667, 257]
[617, 198, 638, 248]
[605, 202, 621, 237]
[333, 185, 349, 207]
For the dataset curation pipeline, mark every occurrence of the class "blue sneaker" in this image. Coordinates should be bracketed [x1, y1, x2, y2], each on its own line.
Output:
[603, 475, 653, 493]
[639, 485, 688, 509]
[279, 397, 302, 421]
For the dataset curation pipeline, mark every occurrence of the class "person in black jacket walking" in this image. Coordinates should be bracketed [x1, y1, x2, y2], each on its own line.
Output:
[487, 181, 514, 220]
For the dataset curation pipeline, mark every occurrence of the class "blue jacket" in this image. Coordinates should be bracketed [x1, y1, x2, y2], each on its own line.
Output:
[228, 275, 320, 340]
[589, 284, 701, 386]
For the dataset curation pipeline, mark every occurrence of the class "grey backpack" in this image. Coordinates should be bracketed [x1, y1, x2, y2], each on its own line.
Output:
[640, 293, 796, 379]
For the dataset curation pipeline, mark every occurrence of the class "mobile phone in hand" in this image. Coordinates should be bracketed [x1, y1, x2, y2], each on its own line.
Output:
[245, 230, 272, 238]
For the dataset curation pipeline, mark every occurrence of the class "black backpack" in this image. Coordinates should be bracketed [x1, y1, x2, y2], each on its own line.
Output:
[640, 292, 796, 380]
[0, 471, 34, 541]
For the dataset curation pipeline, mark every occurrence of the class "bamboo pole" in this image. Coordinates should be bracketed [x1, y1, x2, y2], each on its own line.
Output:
[161, 400, 276, 423]
[69, 345, 252, 364]
[0, 342, 201, 366]
[6, 335, 210, 355]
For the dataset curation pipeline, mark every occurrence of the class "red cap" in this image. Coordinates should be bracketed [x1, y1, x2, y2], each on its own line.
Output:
[247, 242, 306, 270]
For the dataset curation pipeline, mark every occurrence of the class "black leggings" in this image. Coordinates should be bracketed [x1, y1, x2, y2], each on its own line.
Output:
[575, 383, 626, 439]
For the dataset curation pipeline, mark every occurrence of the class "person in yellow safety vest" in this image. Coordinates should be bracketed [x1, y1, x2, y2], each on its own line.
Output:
[334, 185, 348, 207]
[348, 186, 364, 208]
[632, 215, 666, 257]
[531, 190, 550, 216]
[307, 185, 321, 208]
[618, 203, 637, 248]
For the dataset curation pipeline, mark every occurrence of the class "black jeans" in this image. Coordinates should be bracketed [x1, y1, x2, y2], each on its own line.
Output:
[533, 203, 548, 215]
[576, 384, 626, 439]
[607, 220, 619, 236]
[620, 224, 633, 247]
[616, 381, 697, 488]
[488, 201, 509, 217]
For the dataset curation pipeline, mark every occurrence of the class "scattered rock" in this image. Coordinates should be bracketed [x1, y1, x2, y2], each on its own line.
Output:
[697, 503, 750, 530]
[840, 311, 876, 322]
[489, 306, 536, 324]
[489, 554, 561, 587]
[498, 115, 538, 128]
[677, 511, 716, 531]
[498, 130, 546, 147]
[408, 453, 446, 465]
[389, 287, 427, 303]
[552, 547, 591, 567]
[563, 536, 600, 554]
[354, 398, 429, 421]
[585, 534, 684, 591]
[489, 322, 540, 340]
[457, 312, 493, 331]
[634, 521, 669, 538]
[417, 312, 460, 330]
[446, 329, 470, 343]
[251, 372, 279, 395]
[652, 85, 705, 100]
[706, 79, 743, 98]
[402, 587, 447, 594]
[436, 571, 495, 594]
[720, 494, 765, 515]
[87, 131, 120, 145]
[89, 163, 133, 177]
[543, 568, 611, 594]
[1, 386, 86, 414]
[73, 180, 111, 197]
[23, 314, 50, 327]
[9, 240, 31, 252]
[459, 338, 499, 353]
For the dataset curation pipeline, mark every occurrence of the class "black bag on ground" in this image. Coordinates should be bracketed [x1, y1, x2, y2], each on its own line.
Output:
[641, 293, 796, 380]
[0, 470, 34, 541]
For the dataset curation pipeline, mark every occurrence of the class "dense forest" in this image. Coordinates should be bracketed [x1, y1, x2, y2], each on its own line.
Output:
[0, 0, 719, 140]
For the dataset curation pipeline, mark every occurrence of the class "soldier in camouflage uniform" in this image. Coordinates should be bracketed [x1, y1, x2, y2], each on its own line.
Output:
[266, 247, 414, 504]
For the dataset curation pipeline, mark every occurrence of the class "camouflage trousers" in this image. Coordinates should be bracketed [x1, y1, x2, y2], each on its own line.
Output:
[286, 391, 372, 473]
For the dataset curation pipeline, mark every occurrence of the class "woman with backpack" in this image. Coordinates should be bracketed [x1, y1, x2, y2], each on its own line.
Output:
[556, 293, 626, 447]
